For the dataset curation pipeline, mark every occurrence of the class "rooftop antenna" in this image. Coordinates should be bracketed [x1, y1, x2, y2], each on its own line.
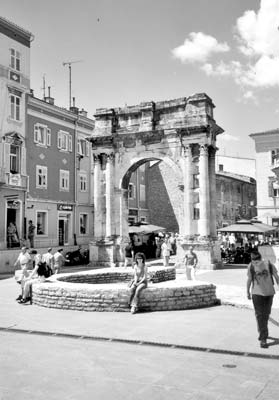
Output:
[62, 60, 83, 109]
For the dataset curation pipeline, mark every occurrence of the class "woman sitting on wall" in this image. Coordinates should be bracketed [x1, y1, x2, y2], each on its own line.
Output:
[129, 252, 148, 314]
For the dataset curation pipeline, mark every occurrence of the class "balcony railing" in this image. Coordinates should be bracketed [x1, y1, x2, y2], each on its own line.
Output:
[0, 169, 28, 189]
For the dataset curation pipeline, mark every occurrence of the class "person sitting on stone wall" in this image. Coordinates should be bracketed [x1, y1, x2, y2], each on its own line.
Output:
[128, 252, 148, 314]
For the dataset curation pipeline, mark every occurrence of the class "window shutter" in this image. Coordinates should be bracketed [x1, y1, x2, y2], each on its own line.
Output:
[4, 143, 10, 172]
[69, 135, 72, 152]
[34, 125, 39, 143]
[47, 129, 51, 146]
[86, 141, 89, 157]
[268, 178, 275, 197]
[21, 146, 26, 175]
[57, 132, 61, 149]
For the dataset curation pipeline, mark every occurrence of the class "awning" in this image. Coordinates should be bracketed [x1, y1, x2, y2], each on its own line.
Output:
[128, 224, 166, 235]
[218, 220, 276, 234]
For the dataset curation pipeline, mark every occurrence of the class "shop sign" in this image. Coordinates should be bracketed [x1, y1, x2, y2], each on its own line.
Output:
[57, 204, 73, 211]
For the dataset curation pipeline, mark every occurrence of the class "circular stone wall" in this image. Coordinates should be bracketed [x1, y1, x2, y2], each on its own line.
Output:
[31, 267, 218, 312]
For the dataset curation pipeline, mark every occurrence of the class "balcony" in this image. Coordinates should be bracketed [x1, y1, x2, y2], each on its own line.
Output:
[0, 169, 28, 189]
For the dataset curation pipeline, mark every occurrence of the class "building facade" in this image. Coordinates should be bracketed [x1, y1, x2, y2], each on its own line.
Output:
[26, 94, 94, 248]
[0, 16, 33, 249]
[250, 129, 279, 235]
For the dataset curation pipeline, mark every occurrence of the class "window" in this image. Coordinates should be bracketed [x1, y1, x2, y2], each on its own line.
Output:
[34, 124, 51, 146]
[128, 183, 135, 199]
[140, 217, 146, 222]
[193, 207, 200, 220]
[218, 164, 224, 172]
[274, 189, 279, 197]
[36, 165, 47, 188]
[10, 95, 20, 121]
[79, 173, 87, 192]
[60, 170, 69, 191]
[77, 138, 89, 156]
[79, 214, 88, 234]
[10, 145, 20, 174]
[128, 216, 136, 224]
[36, 211, 47, 235]
[57, 131, 72, 152]
[10, 48, 20, 71]
[271, 149, 279, 165]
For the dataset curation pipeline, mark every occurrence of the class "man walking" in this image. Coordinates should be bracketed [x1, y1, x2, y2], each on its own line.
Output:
[28, 220, 36, 248]
[247, 251, 279, 348]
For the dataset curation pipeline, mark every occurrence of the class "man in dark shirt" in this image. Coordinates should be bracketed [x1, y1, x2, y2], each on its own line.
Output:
[124, 241, 135, 268]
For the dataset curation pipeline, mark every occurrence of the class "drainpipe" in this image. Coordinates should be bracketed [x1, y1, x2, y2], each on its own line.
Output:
[74, 115, 79, 246]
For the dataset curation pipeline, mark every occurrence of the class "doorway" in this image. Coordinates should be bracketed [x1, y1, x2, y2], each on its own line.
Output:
[58, 215, 70, 246]
[6, 203, 20, 248]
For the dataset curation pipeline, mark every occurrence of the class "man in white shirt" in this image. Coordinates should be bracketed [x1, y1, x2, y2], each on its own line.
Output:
[14, 247, 31, 301]
[161, 236, 172, 267]
[42, 248, 54, 273]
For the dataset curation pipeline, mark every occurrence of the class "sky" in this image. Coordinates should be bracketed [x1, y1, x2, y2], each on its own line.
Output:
[1, 0, 279, 159]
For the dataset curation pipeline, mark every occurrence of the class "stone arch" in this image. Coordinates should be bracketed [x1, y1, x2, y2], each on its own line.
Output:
[89, 93, 223, 268]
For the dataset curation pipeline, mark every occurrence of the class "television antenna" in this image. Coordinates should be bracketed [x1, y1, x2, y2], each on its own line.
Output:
[62, 60, 83, 109]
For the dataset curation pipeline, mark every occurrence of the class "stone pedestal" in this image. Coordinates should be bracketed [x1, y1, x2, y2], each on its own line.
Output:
[175, 236, 222, 270]
[89, 237, 124, 268]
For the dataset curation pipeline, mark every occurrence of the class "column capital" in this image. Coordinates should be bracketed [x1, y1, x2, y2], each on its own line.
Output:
[199, 144, 208, 156]
[183, 144, 193, 157]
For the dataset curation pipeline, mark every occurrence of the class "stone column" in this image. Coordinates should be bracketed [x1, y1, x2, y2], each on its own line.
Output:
[93, 155, 102, 238]
[199, 144, 210, 237]
[105, 154, 114, 238]
[183, 145, 193, 236]
[209, 147, 217, 238]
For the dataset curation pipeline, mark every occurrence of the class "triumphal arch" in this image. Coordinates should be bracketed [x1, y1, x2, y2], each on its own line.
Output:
[89, 93, 224, 269]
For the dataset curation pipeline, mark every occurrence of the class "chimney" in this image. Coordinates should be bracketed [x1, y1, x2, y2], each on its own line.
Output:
[44, 86, 55, 105]
[79, 108, 88, 117]
[70, 96, 79, 114]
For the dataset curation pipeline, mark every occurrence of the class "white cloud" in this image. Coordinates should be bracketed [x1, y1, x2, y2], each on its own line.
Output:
[174, 1, 279, 96]
[219, 133, 240, 142]
[172, 32, 229, 63]
[236, 0, 279, 58]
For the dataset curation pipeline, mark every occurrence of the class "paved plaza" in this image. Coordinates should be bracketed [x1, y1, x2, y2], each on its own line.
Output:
[1, 266, 279, 399]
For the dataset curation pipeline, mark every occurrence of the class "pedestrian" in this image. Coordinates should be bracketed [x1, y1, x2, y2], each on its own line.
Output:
[247, 250, 279, 348]
[14, 246, 32, 301]
[169, 232, 177, 255]
[42, 247, 54, 273]
[53, 248, 65, 274]
[161, 236, 172, 267]
[27, 220, 36, 248]
[184, 246, 198, 280]
[124, 241, 134, 268]
[19, 255, 49, 304]
[7, 222, 17, 248]
[129, 252, 148, 314]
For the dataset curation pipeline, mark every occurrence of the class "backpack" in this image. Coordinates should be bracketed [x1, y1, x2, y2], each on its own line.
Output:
[37, 261, 53, 278]
[250, 260, 274, 287]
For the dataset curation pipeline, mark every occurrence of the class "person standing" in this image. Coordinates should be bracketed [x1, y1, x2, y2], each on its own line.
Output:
[161, 236, 172, 267]
[53, 248, 65, 274]
[247, 251, 279, 348]
[184, 246, 198, 280]
[129, 252, 148, 314]
[28, 220, 36, 248]
[42, 248, 54, 273]
[124, 241, 134, 268]
[7, 222, 17, 248]
[14, 246, 32, 301]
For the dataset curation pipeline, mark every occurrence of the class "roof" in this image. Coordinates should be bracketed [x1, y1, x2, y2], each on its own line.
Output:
[0, 16, 34, 47]
[216, 171, 255, 184]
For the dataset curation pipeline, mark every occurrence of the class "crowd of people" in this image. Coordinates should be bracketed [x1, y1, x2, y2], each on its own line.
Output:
[219, 232, 278, 264]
